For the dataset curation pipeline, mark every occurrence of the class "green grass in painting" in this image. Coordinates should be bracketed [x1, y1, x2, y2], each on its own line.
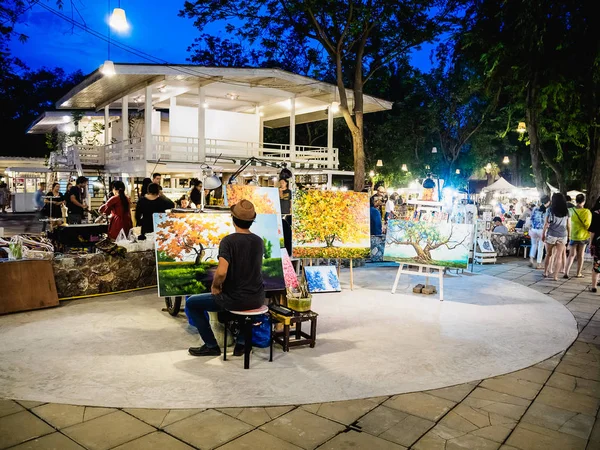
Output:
[383, 256, 468, 269]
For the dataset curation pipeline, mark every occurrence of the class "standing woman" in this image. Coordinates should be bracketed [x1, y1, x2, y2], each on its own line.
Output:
[542, 193, 571, 281]
[588, 197, 600, 293]
[529, 195, 550, 269]
[99, 180, 133, 240]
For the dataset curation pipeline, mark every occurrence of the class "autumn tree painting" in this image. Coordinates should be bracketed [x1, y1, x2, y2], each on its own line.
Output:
[226, 185, 279, 214]
[292, 190, 370, 259]
[153, 212, 285, 296]
[384, 220, 473, 269]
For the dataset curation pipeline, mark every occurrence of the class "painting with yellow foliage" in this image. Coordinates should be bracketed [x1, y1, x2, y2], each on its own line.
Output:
[292, 190, 370, 258]
[154, 212, 284, 296]
[225, 185, 280, 214]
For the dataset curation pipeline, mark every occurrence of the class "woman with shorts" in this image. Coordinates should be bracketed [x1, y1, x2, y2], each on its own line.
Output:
[565, 194, 592, 278]
[542, 193, 571, 281]
[588, 197, 600, 293]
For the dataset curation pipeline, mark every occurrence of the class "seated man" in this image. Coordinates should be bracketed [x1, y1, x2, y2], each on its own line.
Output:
[186, 200, 265, 357]
[492, 216, 509, 234]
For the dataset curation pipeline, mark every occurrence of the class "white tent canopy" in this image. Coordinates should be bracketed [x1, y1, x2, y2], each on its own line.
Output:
[482, 177, 517, 192]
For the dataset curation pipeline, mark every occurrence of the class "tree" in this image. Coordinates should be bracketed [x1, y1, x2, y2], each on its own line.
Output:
[457, 0, 598, 195]
[155, 215, 231, 264]
[226, 185, 278, 213]
[180, 0, 464, 191]
[387, 221, 468, 264]
[292, 189, 369, 249]
[263, 237, 273, 258]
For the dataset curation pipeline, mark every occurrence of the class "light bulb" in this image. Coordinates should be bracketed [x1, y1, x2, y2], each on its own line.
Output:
[109, 8, 129, 33]
[331, 102, 340, 113]
[100, 60, 116, 76]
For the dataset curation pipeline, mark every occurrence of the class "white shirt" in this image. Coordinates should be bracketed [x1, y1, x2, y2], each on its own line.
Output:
[385, 199, 395, 214]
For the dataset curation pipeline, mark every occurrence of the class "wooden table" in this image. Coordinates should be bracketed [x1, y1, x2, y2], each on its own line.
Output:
[270, 310, 318, 352]
[0, 259, 59, 314]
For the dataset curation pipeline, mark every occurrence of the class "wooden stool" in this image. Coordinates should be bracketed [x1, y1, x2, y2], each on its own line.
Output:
[270, 309, 318, 352]
[223, 305, 272, 369]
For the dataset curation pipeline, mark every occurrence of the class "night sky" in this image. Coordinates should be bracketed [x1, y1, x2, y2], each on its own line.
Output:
[10, 1, 435, 76]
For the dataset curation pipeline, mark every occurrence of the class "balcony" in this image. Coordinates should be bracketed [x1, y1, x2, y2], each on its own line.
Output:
[54, 136, 339, 172]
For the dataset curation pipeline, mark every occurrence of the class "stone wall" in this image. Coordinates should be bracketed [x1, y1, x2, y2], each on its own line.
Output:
[370, 235, 386, 262]
[52, 250, 157, 299]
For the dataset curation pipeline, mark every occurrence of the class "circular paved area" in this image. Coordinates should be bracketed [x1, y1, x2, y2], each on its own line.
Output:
[0, 266, 577, 409]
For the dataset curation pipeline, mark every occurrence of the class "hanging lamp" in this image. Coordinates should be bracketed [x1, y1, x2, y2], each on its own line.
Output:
[376, 159, 383, 167]
[100, 60, 116, 76]
[517, 122, 526, 133]
[401, 164, 408, 172]
[503, 156, 510, 164]
[109, 1, 129, 33]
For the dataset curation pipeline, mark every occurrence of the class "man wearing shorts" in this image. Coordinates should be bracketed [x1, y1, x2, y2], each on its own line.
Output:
[589, 199, 600, 293]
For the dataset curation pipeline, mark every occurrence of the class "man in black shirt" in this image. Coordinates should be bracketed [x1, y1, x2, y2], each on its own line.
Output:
[66, 176, 88, 224]
[186, 200, 265, 357]
[135, 183, 174, 236]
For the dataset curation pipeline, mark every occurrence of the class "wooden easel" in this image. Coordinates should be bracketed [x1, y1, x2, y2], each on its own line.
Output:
[391, 263, 444, 301]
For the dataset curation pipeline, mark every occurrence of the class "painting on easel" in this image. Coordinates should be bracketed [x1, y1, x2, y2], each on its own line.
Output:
[292, 190, 370, 259]
[384, 220, 473, 269]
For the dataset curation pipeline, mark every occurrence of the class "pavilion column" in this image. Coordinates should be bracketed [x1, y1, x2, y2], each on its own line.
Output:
[122, 95, 129, 144]
[144, 85, 153, 160]
[327, 104, 334, 169]
[256, 106, 264, 148]
[104, 106, 110, 146]
[169, 96, 176, 136]
[198, 88, 206, 163]
[289, 97, 296, 165]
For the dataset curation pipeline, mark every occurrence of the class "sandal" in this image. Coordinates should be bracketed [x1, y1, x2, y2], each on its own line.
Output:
[563, 274, 569, 279]
[576, 274, 584, 278]
[591, 288, 597, 293]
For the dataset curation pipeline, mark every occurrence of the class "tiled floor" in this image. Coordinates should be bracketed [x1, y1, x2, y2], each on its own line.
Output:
[1, 259, 600, 449]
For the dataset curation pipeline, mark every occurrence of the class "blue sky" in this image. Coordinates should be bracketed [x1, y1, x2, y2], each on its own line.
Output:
[10, 1, 434, 76]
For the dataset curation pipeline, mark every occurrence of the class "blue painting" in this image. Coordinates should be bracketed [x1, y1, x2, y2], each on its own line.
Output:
[304, 266, 342, 293]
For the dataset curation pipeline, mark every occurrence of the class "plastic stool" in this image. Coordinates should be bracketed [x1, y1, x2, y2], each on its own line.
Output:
[223, 305, 272, 369]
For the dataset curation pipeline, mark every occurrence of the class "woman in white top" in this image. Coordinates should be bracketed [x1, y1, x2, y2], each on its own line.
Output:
[542, 193, 571, 281]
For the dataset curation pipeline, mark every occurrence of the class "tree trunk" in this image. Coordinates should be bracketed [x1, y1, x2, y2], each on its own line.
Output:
[526, 84, 548, 196]
[352, 114, 365, 192]
[586, 128, 600, 208]
[412, 244, 432, 264]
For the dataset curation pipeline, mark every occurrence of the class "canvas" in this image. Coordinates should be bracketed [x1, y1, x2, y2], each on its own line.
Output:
[153, 212, 284, 297]
[281, 248, 299, 289]
[225, 185, 281, 214]
[226, 184, 284, 244]
[384, 220, 473, 269]
[304, 266, 341, 293]
[292, 190, 370, 258]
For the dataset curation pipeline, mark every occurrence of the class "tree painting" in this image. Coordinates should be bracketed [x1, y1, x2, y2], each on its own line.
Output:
[153, 212, 285, 297]
[384, 220, 473, 269]
[304, 266, 342, 293]
[155, 214, 231, 264]
[226, 185, 280, 214]
[292, 190, 370, 259]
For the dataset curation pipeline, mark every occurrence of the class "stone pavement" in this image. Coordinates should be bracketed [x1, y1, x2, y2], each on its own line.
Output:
[1, 259, 600, 450]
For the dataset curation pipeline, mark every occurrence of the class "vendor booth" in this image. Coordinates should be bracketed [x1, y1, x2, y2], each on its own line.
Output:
[5, 166, 51, 212]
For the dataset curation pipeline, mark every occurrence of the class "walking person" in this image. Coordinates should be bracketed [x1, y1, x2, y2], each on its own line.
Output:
[542, 193, 571, 281]
[99, 180, 133, 240]
[588, 197, 600, 293]
[564, 194, 591, 278]
[25, 182, 46, 232]
[529, 195, 550, 269]
[0, 182, 11, 214]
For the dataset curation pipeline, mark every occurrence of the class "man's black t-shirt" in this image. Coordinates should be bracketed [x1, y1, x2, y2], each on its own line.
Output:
[217, 233, 265, 311]
[67, 186, 84, 215]
[135, 196, 175, 234]
[280, 189, 291, 214]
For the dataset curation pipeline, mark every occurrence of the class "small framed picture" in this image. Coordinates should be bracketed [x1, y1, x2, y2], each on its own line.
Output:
[478, 238, 495, 253]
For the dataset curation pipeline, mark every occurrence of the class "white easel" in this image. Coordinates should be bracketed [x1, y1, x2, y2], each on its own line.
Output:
[391, 263, 444, 301]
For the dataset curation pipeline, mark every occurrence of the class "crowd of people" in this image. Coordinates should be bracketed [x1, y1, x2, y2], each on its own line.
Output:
[524, 192, 600, 289]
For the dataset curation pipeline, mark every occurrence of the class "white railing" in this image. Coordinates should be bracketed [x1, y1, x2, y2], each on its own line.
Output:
[67, 144, 105, 166]
[59, 136, 339, 170]
[105, 137, 144, 168]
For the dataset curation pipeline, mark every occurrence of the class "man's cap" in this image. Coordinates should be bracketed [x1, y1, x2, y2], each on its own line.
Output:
[230, 199, 257, 221]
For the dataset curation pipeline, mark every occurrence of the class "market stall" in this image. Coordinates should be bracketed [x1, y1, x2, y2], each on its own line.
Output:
[5, 166, 51, 212]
